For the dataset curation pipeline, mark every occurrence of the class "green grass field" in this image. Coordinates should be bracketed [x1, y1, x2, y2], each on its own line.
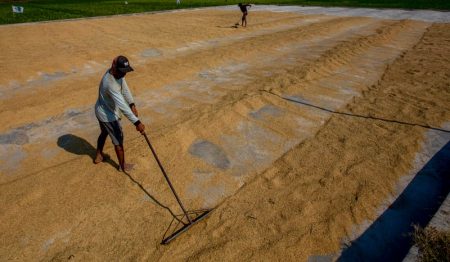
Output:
[1, 0, 449, 25]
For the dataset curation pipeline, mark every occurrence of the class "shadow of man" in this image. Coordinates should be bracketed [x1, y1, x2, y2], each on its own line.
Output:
[57, 134, 186, 241]
[57, 134, 118, 169]
[216, 24, 240, 29]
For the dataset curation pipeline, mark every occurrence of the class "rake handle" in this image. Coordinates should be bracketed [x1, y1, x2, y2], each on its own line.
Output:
[142, 132, 192, 224]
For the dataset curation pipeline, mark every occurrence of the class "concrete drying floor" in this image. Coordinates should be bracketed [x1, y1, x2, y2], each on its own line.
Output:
[0, 5, 449, 261]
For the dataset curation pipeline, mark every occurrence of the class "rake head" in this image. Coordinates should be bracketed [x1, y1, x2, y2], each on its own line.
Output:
[161, 209, 212, 244]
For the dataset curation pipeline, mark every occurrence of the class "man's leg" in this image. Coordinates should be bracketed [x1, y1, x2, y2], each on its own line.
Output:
[106, 121, 134, 172]
[115, 145, 134, 172]
[95, 125, 108, 164]
[115, 144, 125, 170]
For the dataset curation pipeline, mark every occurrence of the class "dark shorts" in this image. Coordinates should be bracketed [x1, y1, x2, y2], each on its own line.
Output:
[99, 120, 123, 146]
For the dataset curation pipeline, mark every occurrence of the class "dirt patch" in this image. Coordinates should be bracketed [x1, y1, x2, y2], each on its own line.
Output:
[414, 226, 450, 262]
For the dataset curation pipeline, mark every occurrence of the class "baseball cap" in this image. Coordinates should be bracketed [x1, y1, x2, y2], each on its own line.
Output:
[115, 55, 134, 73]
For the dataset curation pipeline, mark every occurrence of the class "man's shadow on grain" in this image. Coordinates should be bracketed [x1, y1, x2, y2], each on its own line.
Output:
[57, 134, 119, 169]
[57, 134, 180, 221]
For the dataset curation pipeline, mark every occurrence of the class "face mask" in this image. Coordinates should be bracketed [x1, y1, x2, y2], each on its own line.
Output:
[116, 71, 126, 79]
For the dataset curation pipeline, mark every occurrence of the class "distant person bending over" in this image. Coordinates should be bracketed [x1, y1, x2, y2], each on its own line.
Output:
[94, 55, 145, 172]
[238, 3, 252, 27]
